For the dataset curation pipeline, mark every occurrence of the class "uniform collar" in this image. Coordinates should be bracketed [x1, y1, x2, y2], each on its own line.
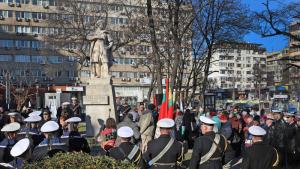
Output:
[159, 134, 171, 138]
[204, 131, 215, 136]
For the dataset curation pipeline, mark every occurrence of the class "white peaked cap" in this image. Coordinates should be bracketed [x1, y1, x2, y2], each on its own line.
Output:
[10, 138, 30, 157]
[29, 111, 42, 116]
[117, 126, 134, 138]
[8, 112, 19, 116]
[71, 97, 77, 100]
[200, 116, 216, 125]
[1, 122, 21, 132]
[249, 126, 266, 136]
[157, 118, 175, 128]
[24, 115, 42, 122]
[65, 117, 81, 123]
[0, 163, 14, 168]
[62, 102, 70, 106]
[41, 121, 59, 133]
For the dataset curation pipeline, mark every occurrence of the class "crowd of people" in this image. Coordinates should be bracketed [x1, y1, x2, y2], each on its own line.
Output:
[0, 97, 299, 169]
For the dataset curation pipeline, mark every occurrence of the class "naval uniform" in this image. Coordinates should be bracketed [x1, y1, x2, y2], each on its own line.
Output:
[32, 137, 68, 161]
[17, 128, 44, 147]
[142, 134, 183, 169]
[61, 131, 90, 153]
[0, 138, 17, 163]
[189, 131, 227, 169]
[241, 141, 279, 169]
[109, 142, 141, 166]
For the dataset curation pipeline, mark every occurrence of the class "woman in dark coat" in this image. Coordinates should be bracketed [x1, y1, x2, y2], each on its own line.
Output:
[182, 109, 196, 148]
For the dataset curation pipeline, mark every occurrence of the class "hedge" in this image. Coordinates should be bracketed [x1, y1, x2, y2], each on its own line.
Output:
[22, 152, 136, 169]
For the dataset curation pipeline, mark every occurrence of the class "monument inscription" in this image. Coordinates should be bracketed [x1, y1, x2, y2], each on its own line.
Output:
[83, 95, 109, 105]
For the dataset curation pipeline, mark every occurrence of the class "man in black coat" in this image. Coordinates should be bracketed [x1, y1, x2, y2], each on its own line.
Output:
[284, 112, 298, 169]
[272, 110, 286, 167]
[189, 116, 227, 169]
[241, 126, 279, 169]
[295, 114, 300, 169]
[142, 118, 184, 169]
[109, 126, 141, 166]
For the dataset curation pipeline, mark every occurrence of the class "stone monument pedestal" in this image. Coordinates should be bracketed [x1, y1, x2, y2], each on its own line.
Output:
[83, 76, 116, 136]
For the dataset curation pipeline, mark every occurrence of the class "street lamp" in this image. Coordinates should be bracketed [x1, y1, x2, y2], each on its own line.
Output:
[5, 72, 11, 110]
[35, 79, 40, 109]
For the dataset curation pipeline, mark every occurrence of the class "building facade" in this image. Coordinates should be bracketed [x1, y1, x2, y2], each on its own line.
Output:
[208, 42, 267, 99]
[0, 0, 192, 107]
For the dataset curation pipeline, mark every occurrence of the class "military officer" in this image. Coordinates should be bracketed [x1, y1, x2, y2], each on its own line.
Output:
[272, 110, 286, 167]
[10, 138, 33, 168]
[0, 122, 20, 163]
[32, 121, 68, 161]
[71, 97, 82, 117]
[18, 115, 44, 147]
[109, 126, 142, 166]
[142, 118, 184, 169]
[189, 116, 227, 169]
[61, 117, 90, 153]
[242, 126, 279, 169]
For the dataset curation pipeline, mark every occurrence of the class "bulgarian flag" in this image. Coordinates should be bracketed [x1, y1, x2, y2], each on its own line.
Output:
[158, 78, 174, 120]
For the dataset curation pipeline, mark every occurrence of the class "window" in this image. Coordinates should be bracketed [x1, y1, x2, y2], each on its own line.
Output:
[220, 70, 226, 74]
[0, 10, 13, 18]
[31, 69, 42, 77]
[0, 0, 13, 3]
[15, 55, 31, 62]
[0, 25, 14, 32]
[246, 64, 251, 68]
[15, 25, 31, 33]
[0, 55, 12, 61]
[16, 11, 32, 19]
[32, 56, 46, 63]
[111, 72, 120, 78]
[0, 40, 14, 47]
[15, 40, 31, 48]
[32, 12, 47, 20]
[49, 0, 56, 6]
[32, 0, 49, 6]
[16, 0, 30, 4]
[55, 71, 62, 77]
[228, 63, 234, 67]
[32, 41, 43, 48]
[246, 71, 251, 74]
[48, 56, 63, 63]
[111, 17, 128, 25]
[237, 64, 241, 67]
[66, 70, 74, 77]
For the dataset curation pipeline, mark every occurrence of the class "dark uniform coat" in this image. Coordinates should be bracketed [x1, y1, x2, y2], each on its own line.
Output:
[142, 135, 184, 169]
[32, 137, 68, 161]
[71, 104, 82, 117]
[241, 141, 279, 169]
[0, 138, 16, 163]
[109, 142, 141, 166]
[61, 131, 90, 153]
[189, 131, 227, 169]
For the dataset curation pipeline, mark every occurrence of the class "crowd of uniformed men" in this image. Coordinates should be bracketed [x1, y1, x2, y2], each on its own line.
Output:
[0, 98, 299, 169]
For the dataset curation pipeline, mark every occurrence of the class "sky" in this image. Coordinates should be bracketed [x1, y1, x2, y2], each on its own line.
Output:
[243, 0, 290, 53]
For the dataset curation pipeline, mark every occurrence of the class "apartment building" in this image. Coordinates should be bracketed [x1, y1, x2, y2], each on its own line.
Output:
[0, 0, 192, 106]
[208, 42, 267, 97]
[286, 21, 300, 99]
[0, 0, 78, 87]
[266, 49, 289, 88]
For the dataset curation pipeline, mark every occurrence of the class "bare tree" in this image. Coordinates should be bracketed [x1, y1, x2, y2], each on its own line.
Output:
[46, 0, 140, 68]
[192, 0, 252, 107]
[255, 0, 300, 44]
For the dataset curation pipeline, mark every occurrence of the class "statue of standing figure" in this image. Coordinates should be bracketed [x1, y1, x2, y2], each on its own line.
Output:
[87, 20, 113, 78]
